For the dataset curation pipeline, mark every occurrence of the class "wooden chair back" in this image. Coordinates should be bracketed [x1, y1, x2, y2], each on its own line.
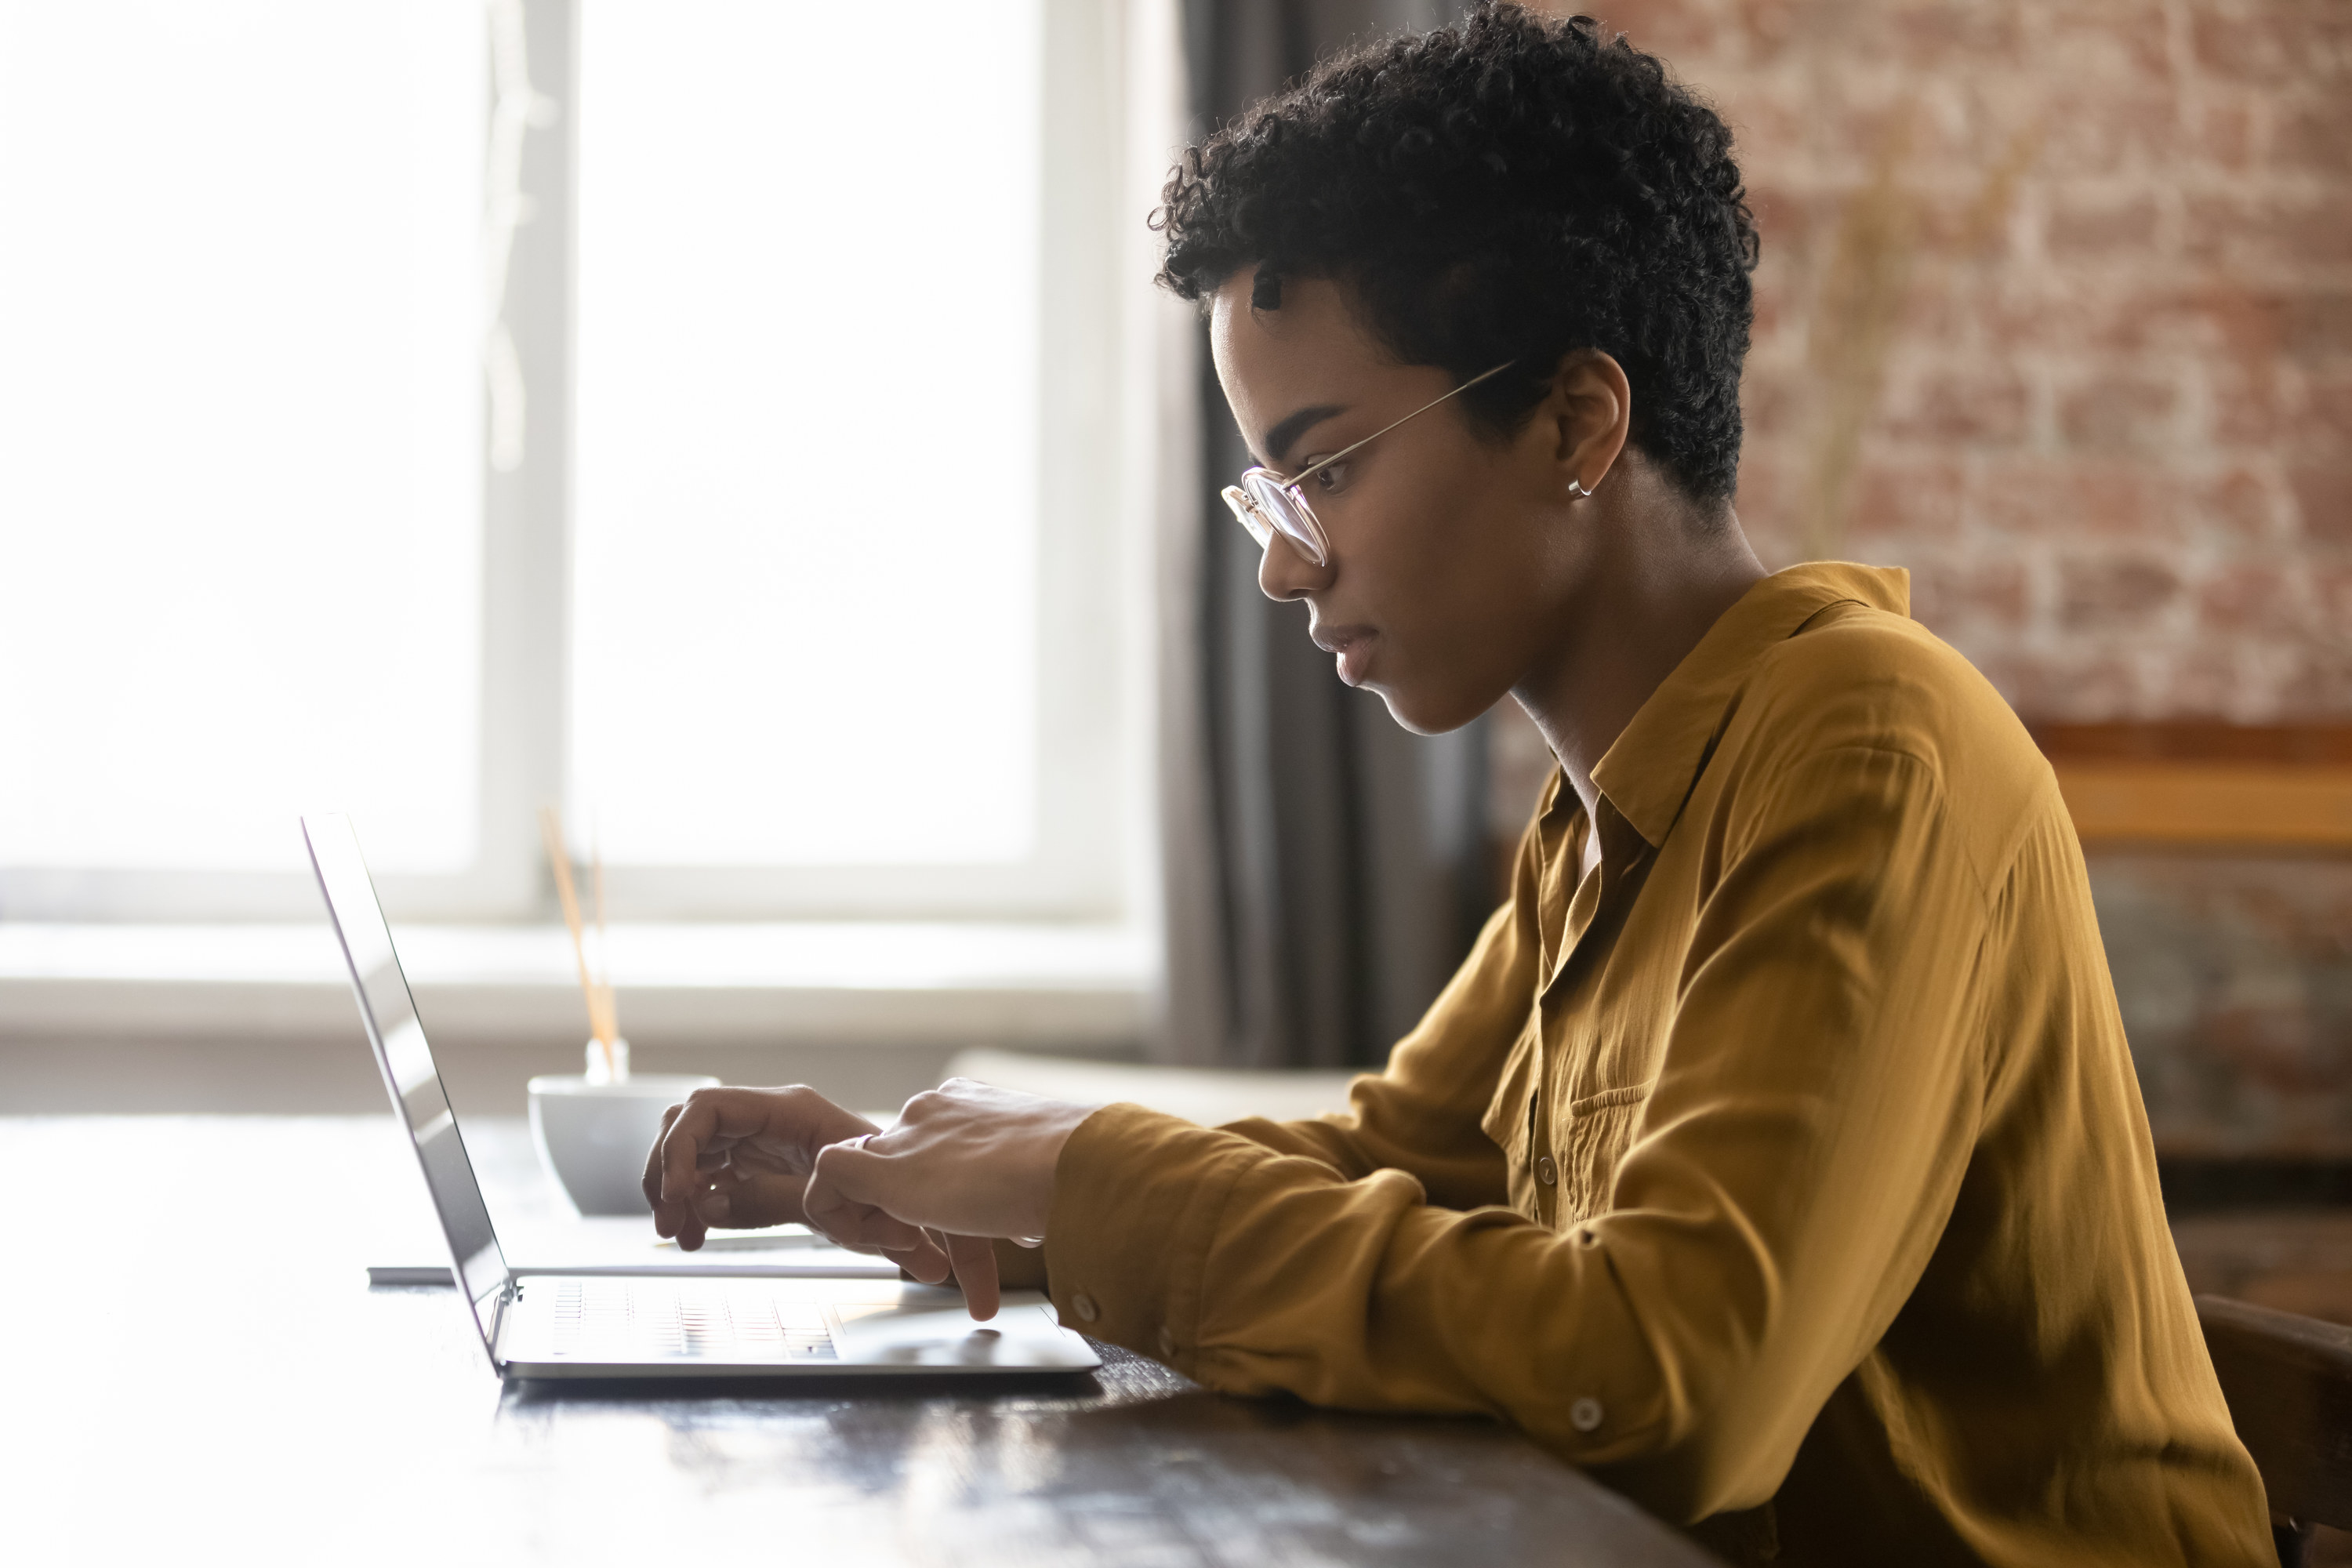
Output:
[2196, 1294, 2352, 1566]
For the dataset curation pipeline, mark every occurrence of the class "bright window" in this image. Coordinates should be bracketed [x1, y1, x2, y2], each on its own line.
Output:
[0, 0, 1138, 927]
[0, 1, 485, 877]
[572, 0, 1042, 868]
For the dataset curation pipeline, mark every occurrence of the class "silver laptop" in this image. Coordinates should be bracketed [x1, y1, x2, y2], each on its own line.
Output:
[303, 812, 1099, 1381]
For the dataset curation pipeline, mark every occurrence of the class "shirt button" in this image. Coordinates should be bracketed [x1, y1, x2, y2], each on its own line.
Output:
[1535, 1154, 1559, 1186]
[1156, 1325, 1176, 1358]
[1070, 1292, 1100, 1324]
[1570, 1397, 1604, 1432]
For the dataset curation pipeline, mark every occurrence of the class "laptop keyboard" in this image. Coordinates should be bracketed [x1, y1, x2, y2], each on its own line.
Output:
[542, 1277, 837, 1361]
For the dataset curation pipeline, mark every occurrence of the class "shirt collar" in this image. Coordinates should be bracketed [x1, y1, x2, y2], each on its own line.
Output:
[1584, 562, 1912, 848]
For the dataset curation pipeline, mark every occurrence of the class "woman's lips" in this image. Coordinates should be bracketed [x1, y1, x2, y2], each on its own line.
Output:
[1312, 624, 1377, 686]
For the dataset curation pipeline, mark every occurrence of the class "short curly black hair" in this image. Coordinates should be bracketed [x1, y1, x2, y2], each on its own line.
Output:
[1156, 4, 1758, 503]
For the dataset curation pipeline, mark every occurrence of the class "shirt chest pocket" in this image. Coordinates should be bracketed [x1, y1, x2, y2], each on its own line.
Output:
[1558, 1083, 1653, 1225]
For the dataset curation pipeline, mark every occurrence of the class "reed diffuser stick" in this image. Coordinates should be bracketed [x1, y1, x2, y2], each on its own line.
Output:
[538, 805, 616, 1077]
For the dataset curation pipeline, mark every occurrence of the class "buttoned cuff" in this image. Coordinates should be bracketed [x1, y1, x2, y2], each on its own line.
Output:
[1041, 1102, 1269, 1372]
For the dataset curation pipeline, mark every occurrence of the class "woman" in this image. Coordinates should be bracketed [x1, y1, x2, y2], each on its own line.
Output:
[644, 9, 2272, 1563]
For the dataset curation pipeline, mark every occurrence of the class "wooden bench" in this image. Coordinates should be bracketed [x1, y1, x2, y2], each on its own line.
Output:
[2032, 723, 2352, 849]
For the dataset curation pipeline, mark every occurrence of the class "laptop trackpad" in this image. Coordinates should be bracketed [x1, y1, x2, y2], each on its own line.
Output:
[833, 1301, 1094, 1368]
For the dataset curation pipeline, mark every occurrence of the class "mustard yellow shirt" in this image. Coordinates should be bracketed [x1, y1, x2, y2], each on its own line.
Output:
[1042, 564, 2271, 1566]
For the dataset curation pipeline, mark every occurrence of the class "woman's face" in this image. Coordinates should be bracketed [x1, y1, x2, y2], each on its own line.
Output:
[1209, 272, 1611, 735]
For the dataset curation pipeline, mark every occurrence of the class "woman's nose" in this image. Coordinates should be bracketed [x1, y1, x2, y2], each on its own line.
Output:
[1257, 531, 1330, 602]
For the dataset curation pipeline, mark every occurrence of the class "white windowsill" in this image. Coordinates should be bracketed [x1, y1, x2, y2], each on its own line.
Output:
[0, 921, 1156, 1047]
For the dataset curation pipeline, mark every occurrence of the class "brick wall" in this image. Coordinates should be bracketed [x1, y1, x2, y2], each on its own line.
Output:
[1487, 0, 2352, 1160]
[1547, 0, 2352, 716]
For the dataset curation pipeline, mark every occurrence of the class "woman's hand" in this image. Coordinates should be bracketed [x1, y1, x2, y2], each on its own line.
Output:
[641, 1084, 960, 1277]
[800, 1078, 1102, 1317]
[643, 1084, 880, 1247]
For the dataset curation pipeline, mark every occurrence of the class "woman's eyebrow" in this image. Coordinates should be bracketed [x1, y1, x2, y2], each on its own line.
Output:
[1261, 403, 1347, 467]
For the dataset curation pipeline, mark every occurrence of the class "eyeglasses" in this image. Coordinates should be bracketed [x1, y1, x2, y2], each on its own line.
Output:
[1221, 361, 1515, 568]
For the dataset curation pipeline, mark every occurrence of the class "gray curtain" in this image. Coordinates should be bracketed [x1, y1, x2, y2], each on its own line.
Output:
[1157, 0, 1491, 1072]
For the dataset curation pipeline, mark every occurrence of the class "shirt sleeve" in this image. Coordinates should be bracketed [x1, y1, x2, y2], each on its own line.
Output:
[1040, 741, 1997, 1525]
[1210, 868, 1536, 1212]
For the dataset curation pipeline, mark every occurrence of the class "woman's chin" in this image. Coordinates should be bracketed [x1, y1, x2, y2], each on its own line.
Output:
[1371, 681, 1492, 737]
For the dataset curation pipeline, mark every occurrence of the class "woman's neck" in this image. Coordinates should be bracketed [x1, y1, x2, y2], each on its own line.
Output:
[1512, 496, 1767, 845]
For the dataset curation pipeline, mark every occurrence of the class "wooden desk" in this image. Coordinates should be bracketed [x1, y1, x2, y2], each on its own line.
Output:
[0, 1115, 1716, 1566]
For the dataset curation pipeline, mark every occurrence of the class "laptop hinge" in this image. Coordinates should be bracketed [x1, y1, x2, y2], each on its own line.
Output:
[488, 1276, 521, 1370]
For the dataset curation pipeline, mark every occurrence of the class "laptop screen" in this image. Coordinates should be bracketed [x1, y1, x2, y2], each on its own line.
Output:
[303, 814, 508, 1359]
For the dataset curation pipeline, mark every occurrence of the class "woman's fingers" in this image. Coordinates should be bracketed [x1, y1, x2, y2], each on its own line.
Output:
[652, 1087, 880, 1250]
[641, 1102, 685, 1219]
[940, 1231, 1002, 1321]
[886, 1236, 955, 1285]
[803, 1139, 1005, 1322]
[653, 1092, 728, 1247]
[802, 1138, 931, 1253]
[803, 1138, 961, 1292]
[690, 1167, 808, 1231]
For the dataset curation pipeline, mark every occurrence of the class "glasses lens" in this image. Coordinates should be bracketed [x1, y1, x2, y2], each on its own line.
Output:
[1221, 485, 1273, 550]
[1240, 471, 1327, 565]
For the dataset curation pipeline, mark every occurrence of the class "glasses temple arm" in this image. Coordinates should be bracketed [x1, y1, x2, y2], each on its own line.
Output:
[1277, 360, 1517, 494]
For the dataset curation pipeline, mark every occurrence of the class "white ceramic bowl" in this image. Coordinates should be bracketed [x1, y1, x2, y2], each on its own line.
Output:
[528, 1072, 719, 1216]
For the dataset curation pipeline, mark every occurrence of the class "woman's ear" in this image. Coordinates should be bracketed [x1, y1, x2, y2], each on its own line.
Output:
[1543, 350, 1632, 500]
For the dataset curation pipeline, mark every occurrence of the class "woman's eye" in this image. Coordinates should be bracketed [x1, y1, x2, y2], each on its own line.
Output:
[1305, 459, 1350, 494]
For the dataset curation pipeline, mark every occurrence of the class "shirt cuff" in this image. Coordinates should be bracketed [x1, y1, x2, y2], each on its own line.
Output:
[1042, 1102, 1269, 1371]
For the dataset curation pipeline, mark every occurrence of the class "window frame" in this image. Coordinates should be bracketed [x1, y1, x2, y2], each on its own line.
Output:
[0, 0, 1146, 929]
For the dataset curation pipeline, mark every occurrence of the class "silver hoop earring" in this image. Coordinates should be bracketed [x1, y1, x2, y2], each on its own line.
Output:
[1566, 478, 1592, 499]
